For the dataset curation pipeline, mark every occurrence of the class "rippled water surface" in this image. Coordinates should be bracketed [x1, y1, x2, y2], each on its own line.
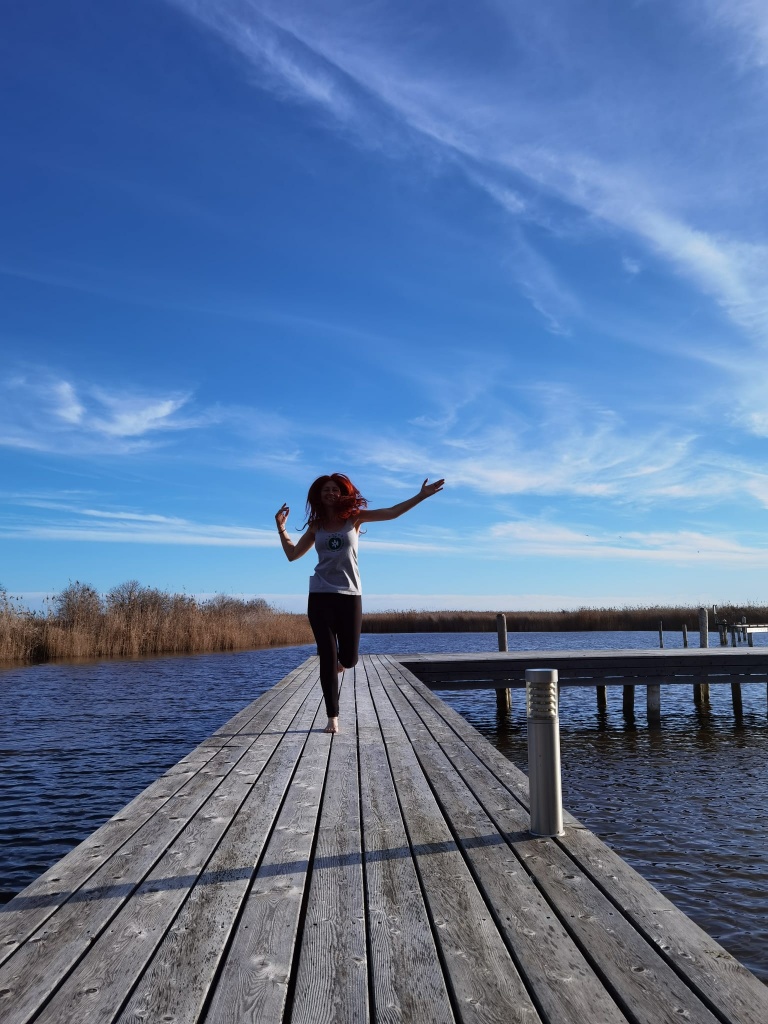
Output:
[1, 631, 767, 983]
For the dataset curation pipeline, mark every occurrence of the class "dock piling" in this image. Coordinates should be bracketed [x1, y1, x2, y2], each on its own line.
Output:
[623, 684, 635, 716]
[525, 668, 563, 837]
[698, 607, 709, 648]
[647, 683, 661, 725]
[496, 613, 511, 714]
[696, 608, 710, 704]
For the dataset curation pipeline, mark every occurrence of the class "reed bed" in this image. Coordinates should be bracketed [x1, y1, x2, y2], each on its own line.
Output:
[0, 582, 313, 664]
[360, 604, 768, 633]
[2, 583, 765, 664]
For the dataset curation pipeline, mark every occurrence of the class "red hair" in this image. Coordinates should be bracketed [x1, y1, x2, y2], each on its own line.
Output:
[304, 473, 368, 527]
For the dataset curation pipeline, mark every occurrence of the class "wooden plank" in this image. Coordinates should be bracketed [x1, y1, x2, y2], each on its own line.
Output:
[373, 656, 629, 1024]
[0, 668, 320, 1024]
[354, 659, 455, 1024]
[289, 668, 369, 1024]
[0, 661, 316, 966]
[119, 678, 328, 1024]
[385, 658, 768, 1024]
[366, 657, 543, 1024]
[384, 659, 724, 1024]
[29, 672, 323, 1024]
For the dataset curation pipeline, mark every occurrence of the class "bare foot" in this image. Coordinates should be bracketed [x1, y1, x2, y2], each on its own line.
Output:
[324, 717, 339, 734]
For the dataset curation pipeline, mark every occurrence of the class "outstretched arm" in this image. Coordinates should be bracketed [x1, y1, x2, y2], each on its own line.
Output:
[275, 504, 316, 561]
[357, 478, 445, 524]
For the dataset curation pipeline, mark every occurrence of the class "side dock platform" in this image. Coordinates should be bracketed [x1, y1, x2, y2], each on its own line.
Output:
[2, 653, 766, 1024]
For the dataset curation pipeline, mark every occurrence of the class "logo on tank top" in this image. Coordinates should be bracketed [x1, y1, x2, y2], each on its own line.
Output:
[327, 535, 343, 551]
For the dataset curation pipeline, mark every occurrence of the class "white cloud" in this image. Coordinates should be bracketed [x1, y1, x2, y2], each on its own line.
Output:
[167, 1, 768, 342]
[52, 381, 85, 424]
[0, 498, 455, 552]
[695, 0, 768, 69]
[88, 389, 191, 438]
[0, 372, 199, 454]
[356, 388, 721, 504]
[490, 519, 768, 565]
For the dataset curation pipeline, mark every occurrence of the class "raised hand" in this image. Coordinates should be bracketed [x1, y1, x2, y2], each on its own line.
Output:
[419, 478, 445, 499]
[275, 503, 289, 529]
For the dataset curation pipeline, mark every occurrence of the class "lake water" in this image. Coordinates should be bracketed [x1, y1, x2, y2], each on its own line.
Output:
[1, 631, 767, 983]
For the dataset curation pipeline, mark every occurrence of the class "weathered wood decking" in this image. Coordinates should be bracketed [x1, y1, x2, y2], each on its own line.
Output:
[400, 646, 768, 688]
[2, 654, 767, 1024]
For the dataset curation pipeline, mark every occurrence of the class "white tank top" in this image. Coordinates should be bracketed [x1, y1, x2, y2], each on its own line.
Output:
[309, 520, 362, 595]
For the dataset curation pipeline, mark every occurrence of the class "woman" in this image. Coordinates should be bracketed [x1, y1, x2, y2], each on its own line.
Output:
[275, 474, 444, 733]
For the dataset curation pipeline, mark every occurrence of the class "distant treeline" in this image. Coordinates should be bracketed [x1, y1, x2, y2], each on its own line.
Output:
[0, 582, 313, 663]
[1, 583, 764, 664]
[360, 605, 767, 633]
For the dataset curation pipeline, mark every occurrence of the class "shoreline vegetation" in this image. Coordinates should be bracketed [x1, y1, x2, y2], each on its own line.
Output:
[1, 581, 764, 665]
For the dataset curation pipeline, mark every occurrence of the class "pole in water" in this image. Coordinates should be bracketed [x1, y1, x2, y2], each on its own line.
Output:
[698, 607, 708, 648]
[526, 668, 563, 837]
[496, 612, 508, 652]
[495, 613, 510, 713]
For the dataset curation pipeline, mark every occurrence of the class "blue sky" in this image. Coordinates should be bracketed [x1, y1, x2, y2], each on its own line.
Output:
[3, 0, 768, 613]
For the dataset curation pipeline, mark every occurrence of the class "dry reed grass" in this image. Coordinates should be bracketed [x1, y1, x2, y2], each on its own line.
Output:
[2, 583, 764, 664]
[0, 581, 313, 664]
[360, 604, 768, 633]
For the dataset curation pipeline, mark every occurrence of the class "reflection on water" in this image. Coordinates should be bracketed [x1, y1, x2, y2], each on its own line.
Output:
[1, 631, 766, 982]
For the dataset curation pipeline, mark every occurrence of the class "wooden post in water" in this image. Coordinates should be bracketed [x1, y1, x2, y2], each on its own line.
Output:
[695, 607, 710, 704]
[699, 606, 708, 647]
[496, 613, 510, 714]
[647, 683, 661, 725]
[682, 623, 688, 648]
[732, 681, 743, 718]
[658, 621, 664, 648]
[623, 684, 635, 716]
[596, 685, 607, 712]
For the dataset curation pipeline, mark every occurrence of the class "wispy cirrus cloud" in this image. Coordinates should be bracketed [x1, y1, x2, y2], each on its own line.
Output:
[168, 0, 768, 343]
[693, 0, 768, 70]
[0, 498, 451, 553]
[489, 519, 768, 566]
[7, 492, 768, 570]
[355, 384, 732, 505]
[0, 372, 197, 454]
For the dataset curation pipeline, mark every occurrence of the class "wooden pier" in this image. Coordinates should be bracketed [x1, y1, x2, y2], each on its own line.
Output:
[402, 647, 768, 723]
[2, 654, 767, 1024]
[400, 645, 768, 687]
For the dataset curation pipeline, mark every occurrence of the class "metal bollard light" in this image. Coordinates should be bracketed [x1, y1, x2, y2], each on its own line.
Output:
[526, 668, 564, 837]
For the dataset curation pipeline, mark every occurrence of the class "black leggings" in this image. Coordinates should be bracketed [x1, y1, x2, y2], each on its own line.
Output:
[307, 592, 362, 717]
